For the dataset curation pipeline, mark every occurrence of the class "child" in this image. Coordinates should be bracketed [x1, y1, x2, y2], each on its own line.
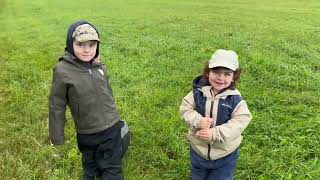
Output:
[180, 49, 252, 180]
[49, 20, 130, 180]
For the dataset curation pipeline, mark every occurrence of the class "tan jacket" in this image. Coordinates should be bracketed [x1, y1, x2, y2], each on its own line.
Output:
[180, 86, 252, 160]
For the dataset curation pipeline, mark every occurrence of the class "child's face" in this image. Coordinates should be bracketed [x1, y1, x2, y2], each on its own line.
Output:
[208, 67, 234, 94]
[73, 40, 97, 62]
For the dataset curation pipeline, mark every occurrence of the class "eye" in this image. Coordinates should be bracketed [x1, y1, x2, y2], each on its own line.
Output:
[76, 43, 84, 47]
[212, 70, 219, 74]
[89, 43, 96, 48]
[225, 72, 232, 76]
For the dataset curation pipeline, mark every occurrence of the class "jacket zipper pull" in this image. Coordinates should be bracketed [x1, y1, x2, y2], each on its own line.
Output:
[88, 69, 92, 74]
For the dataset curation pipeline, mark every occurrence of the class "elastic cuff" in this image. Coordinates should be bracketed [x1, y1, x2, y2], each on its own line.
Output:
[192, 116, 202, 130]
[211, 128, 217, 142]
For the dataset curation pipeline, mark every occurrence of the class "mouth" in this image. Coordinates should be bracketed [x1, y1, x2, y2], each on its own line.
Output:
[215, 81, 224, 85]
[81, 55, 92, 58]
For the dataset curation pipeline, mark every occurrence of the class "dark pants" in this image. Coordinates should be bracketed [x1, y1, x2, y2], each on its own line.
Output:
[190, 147, 238, 180]
[77, 121, 129, 180]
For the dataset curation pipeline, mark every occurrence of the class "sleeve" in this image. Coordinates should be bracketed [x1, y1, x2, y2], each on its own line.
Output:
[212, 100, 252, 143]
[48, 67, 67, 145]
[179, 91, 203, 131]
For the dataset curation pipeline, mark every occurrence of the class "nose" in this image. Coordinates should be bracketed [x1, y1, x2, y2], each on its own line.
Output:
[83, 45, 90, 52]
[217, 72, 224, 79]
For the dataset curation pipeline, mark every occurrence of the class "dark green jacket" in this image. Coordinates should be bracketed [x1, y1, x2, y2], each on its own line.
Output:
[49, 51, 120, 145]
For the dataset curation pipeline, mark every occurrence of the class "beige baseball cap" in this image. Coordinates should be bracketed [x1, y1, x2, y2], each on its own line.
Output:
[208, 49, 239, 71]
[72, 24, 100, 42]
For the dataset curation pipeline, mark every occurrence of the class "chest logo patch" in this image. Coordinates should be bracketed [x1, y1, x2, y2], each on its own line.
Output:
[98, 69, 104, 76]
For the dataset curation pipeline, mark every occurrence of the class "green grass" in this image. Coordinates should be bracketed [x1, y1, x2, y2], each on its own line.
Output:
[1, 0, 320, 179]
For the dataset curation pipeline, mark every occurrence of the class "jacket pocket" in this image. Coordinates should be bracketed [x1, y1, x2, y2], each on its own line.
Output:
[188, 131, 210, 159]
[77, 95, 96, 129]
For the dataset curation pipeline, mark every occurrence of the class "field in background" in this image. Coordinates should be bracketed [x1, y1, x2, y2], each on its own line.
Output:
[0, 0, 320, 179]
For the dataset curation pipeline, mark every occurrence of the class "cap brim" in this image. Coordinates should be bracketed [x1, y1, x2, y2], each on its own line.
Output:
[75, 34, 101, 43]
[208, 62, 237, 71]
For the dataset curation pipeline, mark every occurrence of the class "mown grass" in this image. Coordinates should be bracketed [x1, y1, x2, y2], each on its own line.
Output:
[0, 0, 320, 179]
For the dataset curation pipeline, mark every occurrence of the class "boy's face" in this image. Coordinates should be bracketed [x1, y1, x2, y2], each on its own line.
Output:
[73, 40, 97, 62]
[208, 67, 234, 94]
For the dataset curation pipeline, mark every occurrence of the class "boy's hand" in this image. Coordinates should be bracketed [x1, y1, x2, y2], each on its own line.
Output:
[196, 128, 213, 141]
[199, 117, 212, 129]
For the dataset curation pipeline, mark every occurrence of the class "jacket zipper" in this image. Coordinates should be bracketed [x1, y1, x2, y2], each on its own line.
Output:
[88, 68, 97, 93]
[208, 100, 214, 160]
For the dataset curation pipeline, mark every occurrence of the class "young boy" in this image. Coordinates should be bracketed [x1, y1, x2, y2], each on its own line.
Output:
[49, 20, 129, 180]
[180, 49, 252, 179]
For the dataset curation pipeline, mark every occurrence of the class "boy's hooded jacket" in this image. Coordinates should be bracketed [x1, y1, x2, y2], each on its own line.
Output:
[180, 76, 252, 160]
[49, 20, 120, 145]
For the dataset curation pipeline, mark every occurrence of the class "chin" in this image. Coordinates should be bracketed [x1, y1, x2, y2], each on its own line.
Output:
[80, 57, 93, 62]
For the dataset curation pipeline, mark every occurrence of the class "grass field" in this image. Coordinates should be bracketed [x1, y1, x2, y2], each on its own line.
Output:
[1, 0, 320, 179]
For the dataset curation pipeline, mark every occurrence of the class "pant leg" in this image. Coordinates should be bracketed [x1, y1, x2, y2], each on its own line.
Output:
[77, 143, 101, 179]
[206, 149, 239, 180]
[77, 128, 114, 179]
[96, 122, 123, 180]
[190, 147, 210, 180]
[82, 174, 95, 180]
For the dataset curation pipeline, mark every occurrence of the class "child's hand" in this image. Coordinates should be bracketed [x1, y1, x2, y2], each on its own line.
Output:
[196, 128, 213, 141]
[200, 117, 212, 129]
